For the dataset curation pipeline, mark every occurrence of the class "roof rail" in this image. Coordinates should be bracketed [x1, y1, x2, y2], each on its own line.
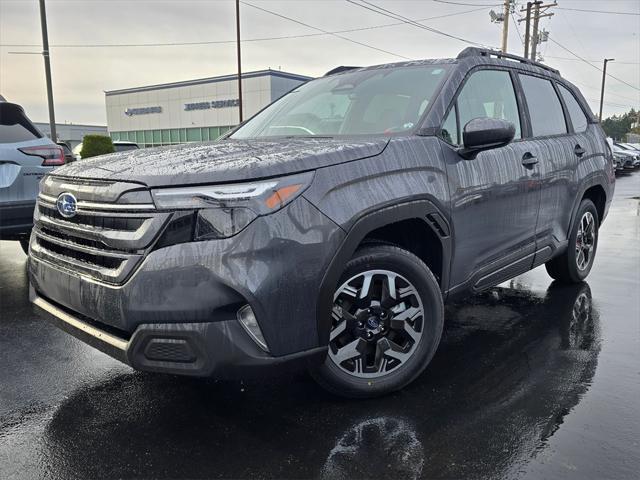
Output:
[324, 66, 360, 76]
[457, 47, 560, 75]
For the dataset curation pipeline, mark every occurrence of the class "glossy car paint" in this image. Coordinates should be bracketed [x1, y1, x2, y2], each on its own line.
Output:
[28, 50, 614, 376]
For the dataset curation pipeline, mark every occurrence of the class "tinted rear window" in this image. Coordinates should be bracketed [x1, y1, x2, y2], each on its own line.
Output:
[519, 75, 567, 137]
[59, 143, 73, 155]
[0, 103, 43, 143]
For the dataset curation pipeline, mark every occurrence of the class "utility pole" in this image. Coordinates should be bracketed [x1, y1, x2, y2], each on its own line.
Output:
[522, 2, 532, 59]
[38, 0, 56, 141]
[235, 0, 243, 124]
[501, 0, 510, 53]
[530, 1, 541, 61]
[599, 58, 615, 121]
[520, 1, 555, 61]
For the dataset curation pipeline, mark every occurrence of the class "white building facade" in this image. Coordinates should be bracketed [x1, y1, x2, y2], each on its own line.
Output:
[105, 70, 311, 148]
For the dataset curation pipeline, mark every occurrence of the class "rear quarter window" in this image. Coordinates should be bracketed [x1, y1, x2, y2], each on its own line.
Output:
[558, 84, 589, 133]
[0, 104, 43, 143]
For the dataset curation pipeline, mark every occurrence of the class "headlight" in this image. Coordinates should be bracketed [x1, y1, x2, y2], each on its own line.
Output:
[151, 172, 314, 241]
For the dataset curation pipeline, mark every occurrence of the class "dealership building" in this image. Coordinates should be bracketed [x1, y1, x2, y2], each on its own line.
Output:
[105, 69, 312, 148]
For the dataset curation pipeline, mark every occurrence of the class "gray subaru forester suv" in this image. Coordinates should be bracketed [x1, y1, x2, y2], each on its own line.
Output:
[29, 48, 614, 397]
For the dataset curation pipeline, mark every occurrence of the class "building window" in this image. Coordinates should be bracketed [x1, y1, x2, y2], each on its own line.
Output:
[186, 128, 201, 142]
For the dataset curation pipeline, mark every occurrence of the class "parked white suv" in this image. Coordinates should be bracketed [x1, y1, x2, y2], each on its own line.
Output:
[0, 100, 64, 254]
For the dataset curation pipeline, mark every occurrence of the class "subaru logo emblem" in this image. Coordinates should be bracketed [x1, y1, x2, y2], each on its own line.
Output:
[56, 192, 77, 218]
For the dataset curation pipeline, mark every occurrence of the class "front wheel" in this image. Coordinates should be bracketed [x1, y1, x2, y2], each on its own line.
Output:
[311, 244, 444, 398]
[546, 199, 599, 283]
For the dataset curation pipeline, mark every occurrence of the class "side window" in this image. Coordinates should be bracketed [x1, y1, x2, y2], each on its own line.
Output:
[558, 84, 589, 133]
[457, 70, 522, 139]
[519, 74, 568, 136]
[440, 107, 458, 145]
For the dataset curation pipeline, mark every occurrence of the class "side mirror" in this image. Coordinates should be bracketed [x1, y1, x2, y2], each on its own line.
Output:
[458, 117, 515, 160]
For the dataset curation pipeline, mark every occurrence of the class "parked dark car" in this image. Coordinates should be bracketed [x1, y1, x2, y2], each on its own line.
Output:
[613, 144, 637, 169]
[614, 142, 640, 168]
[29, 48, 614, 397]
[57, 141, 75, 164]
[0, 101, 65, 254]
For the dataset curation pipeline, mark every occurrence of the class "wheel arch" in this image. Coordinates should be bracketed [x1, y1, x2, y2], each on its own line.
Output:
[568, 174, 609, 236]
[316, 199, 451, 346]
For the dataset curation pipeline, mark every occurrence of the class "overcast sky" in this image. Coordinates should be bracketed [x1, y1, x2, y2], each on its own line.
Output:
[0, 0, 638, 125]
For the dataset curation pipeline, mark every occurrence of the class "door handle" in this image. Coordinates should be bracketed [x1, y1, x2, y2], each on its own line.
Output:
[521, 152, 538, 168]
[574, 144, 586, 157]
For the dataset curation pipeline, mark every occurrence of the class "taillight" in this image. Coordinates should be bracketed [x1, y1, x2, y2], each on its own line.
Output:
[18, 145, 65, 166]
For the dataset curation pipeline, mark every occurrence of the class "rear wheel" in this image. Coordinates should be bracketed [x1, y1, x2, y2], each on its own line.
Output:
[311, 244, 444, 398]
[545, 199, 599, 283]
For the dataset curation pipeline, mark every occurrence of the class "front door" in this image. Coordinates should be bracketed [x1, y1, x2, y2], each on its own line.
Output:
[439, 68, 542, 294]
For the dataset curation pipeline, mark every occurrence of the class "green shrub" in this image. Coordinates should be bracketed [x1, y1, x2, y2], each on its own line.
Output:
[80, 135, 115, 158]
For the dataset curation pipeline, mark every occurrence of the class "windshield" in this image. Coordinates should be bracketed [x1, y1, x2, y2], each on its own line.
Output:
[231, 64, 450, 139]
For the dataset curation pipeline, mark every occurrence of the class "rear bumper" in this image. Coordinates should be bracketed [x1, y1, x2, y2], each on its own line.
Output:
[0, 200, 35, 238]
[31, 287, 328, 377]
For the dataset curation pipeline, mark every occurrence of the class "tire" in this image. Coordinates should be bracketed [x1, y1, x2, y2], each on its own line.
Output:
[545, 199, 599, 283]
[19, 238, 30, 256]
[311, 244, 444, 398]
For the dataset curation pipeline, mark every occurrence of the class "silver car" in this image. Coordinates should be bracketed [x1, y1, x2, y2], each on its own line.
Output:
[0, 100, 64, 254]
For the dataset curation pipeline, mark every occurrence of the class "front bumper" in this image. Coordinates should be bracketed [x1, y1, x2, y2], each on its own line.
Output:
[29, 196, 345, 374]
[31, 288, 327, 377]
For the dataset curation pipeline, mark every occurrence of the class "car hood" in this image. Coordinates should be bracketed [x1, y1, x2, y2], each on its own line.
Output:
[52, 137, 388, 187]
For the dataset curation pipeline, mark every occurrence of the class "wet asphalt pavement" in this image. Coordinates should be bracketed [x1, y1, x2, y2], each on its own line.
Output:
[1, 173, 639, 480]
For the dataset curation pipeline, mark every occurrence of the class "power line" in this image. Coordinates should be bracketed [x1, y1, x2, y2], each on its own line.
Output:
[346, 0, 496, 48]
[241, 1, 411, 60]
[0, 7, 489, 49]
[433, 0, 500, 6]
[548, 37, 640, 92]
[586, 97, 637, 110]
[555, 7, 640, 16]
[569, 79, 639, 104]
[545, 55, 640, 66]
[511, 12, 524, 45]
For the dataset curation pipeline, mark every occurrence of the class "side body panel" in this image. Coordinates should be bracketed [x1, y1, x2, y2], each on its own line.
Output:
[441, 139, 542, 294]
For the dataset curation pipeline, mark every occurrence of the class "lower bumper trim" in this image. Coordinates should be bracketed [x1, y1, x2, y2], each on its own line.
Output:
[31, 286, 328, 378]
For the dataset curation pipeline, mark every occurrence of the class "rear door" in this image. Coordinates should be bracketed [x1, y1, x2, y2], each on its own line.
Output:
[440, 68, 543, 294]
[517, 74, 578, 262]
[0, 103, 52, 205]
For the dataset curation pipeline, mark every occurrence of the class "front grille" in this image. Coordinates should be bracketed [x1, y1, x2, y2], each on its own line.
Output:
[31, 180, 172, 284]
[38, 237, 124, 270]
[38, 204, 145, 231]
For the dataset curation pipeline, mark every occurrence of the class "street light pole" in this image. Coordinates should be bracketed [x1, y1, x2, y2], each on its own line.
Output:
[235, 0, 243, 124]
[599, 58, 615, 122]
[38, 0, 57, 141]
